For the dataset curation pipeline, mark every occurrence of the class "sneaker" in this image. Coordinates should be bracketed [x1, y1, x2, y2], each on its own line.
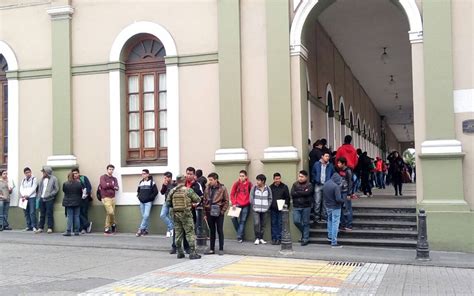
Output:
[259, 239, 267, 244]
[23, 227, 32, 231]
[205, 250, 215, 255]
[166, 230, 171, 237]
[87, 222, 93, 233]
[4, 226, 12, 230]
[62, 232, 71, 237]
[360, 194, 368, 198]
[104, 228, 112, 235]
[80, 229, 86, 234]
[320, 218, 327, 223]
[142, 230, 149, 236]
[74, 232, 80, 236]
[326, 237, 332, 242]
[276, 240, 281, 245]
[301, 241, 309, 246]
[345, 227, 353, 231]
[271, 240, 277, 245]
[136, 229, 143, 237]
[177, 253, 185, 259]
[111, 224, 117, 233]
[189, 254, 202, 260]
[169, 248, 177, 254]
[35, 228, 43, 234]
[47, 228, 53, 234]
[238, 239, 243, 243]
[331, 244, 343, 248]
[218, 250, 224, 256]
[254, 239, 260, 245]
[33, 227, 38, 232]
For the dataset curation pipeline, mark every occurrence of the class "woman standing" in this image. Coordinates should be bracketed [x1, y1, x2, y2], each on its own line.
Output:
[0, 170, 15, 230]
[203, 172, 229, 255]
[62, 171, 83, 236]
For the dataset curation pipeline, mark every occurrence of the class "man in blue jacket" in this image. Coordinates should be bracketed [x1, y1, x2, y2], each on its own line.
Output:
[323, 173, 346, 248]
[311, 152, 335, 223]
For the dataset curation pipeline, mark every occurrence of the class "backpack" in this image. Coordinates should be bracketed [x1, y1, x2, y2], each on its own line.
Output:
[96, 185, 102, 202]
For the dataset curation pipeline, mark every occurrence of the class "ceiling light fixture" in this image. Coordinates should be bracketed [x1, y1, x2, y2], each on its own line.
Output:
[389, 75, 396, 86]
[395, 93, 399, 100]
[381, 47, 390, 64]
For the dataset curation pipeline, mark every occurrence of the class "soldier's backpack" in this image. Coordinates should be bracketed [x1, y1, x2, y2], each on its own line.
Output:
[170, 185, 188, 211]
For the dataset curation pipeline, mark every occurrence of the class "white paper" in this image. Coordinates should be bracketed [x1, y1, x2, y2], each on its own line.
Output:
[18, 198, 28, 210]
[277, 200, 285, 211]
[227, 207, 242, 218]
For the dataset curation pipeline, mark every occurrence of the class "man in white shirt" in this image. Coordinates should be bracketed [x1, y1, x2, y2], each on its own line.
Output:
[19, 167, 38, 231]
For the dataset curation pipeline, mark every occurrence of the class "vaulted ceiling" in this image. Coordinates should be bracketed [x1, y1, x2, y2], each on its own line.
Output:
[317, 0, 414, 142]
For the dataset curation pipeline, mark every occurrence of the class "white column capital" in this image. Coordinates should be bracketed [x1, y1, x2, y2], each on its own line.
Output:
[420, 140, 462, 154]
[263, 146, 299, 160]
[46, 155, 78, 168]
[47, 5, 74, 20]
[409, 30, 423, 44]
[215, 148, 249, 162]
[290, 44, 309, 61]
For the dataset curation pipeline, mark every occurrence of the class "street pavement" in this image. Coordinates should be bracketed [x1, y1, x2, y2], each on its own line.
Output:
[0, 231, 473, 295]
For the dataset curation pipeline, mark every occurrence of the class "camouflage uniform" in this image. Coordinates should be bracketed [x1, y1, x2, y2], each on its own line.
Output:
[167, 184, 201, 257]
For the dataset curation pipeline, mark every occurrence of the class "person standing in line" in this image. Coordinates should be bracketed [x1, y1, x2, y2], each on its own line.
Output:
[185, 167, 204, 223]
[166, 174, 202, 260]
[358, 152, 373, 197]
[196, 169, 207, 193]
[230, 170, 252, 243]
[308, 140, 322, 179]
[389, 151, 405, 196]
[0, 170, 15, 230]
[99, 164, 119, 234]
[323, 173, 345, 248]
[35, 166, 59, 234]
[311, 152, 335, 223]
[335, 135, 358, 171]
[375, 157, 385, 189]
[269, 172, 290, 245]
[336, 157, 354, 232]
[203, 172, 229, 255]
[160, 171, 176, 237]
[72, 168, 93, 234]
[290, 170, 314, 246]
[62, 171, 83, 236]
[136, 169, 158, 237]
[20, 167, 38, 231]
[250, 174, 272, 245]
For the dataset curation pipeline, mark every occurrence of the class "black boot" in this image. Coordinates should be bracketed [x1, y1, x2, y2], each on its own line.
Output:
[189, 253, 202, 260]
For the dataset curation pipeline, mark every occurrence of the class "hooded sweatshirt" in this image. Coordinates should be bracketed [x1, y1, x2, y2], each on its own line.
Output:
[323, 173, 345, 209]
[230, 179, 252, 207]
[335, 144, 358, 170]
[37, 166, 59, 202]
[137, 177, 159, 203]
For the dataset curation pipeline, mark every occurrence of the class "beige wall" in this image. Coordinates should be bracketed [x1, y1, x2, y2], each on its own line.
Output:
[18, 78, 53, 180]
[456, 114, 474, 210]
[71, 0, 218, 65]
[451, 0, 473, 90]
[0, 3, 52, 69]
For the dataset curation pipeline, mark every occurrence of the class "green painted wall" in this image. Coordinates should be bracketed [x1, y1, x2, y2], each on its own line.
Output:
[422, 0, 455, 139]
[266, 0, 293, 146]
[218, 0, 243, 149]
[51, 18, 73, 155]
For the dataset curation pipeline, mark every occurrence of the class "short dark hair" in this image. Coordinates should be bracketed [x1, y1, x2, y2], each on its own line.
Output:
[142, 169, 150, 174]
[164, 171, 172, 178]
[239, 170, 247, 176]
[299, 170, 308, 177]
[207, 172, 219, 180]
[273, 172, 281, 179]
[320, 138, 327, 146]
[338, 157, 347, 165]
[256, 174, 266, 183]
[196, 169, 203, 178]
[23, 167, 31, 173]
[107, 164, 115, 170]
[186, 167, 196, 174]
[312, 139, 321, 148]
[71, 168, 80, 173]
[321, 152, 330, 158]
[0, 169, 7, 175]
[357, 148, 362, 155]
[344, 135, 352, 144]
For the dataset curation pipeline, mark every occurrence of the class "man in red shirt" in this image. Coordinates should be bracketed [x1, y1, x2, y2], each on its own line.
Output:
[230, 170, 252, 243]
[335, 135, 358, 170]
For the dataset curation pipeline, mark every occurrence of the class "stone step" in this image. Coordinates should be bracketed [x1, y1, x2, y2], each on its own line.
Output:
[309, 237, 417, 248]
[351, 205, 416, 214]
[352, 212, 417, 222]
[311, 219, 417, 230]
[309, 228, 418, 239]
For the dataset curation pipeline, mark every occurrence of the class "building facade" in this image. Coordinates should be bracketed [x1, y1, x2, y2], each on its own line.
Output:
[0, 0, 472, 252]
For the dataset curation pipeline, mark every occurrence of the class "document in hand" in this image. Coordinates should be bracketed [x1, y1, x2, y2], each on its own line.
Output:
[227, 206, 242, 217]
[277, 200, 285, 211]
[18, 198, 28, 210]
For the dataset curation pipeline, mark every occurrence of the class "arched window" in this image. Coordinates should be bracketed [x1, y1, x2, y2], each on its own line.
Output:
[0, 54, 8, 167]
[124, 36, 167, 163]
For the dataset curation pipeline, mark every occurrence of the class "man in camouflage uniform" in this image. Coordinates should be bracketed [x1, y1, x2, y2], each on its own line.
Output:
[166, 174, 202, 260]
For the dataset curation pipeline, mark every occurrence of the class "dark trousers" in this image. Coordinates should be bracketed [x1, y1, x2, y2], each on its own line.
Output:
[270, 210, 282, 241]
[24, 197, 37, 229]
[79, 199, 90, 231]
[38, 199, 54, 229]
[361, 173, 372, 195]
[207, 214, 224, 251]
[253, 211, 267, 240]
[172, 229, 190, 250]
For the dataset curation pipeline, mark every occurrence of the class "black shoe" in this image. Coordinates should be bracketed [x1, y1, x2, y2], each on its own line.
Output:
[189, 254, 202, 260]
[271, 240, 277, 245]
[331, 243, 343, 248]
[301, 241, 309, 246]
[104, 228, 112, 235]
[4, 226, 12, 230]
[185, 248, 190, 255]
[74, 232, 80, 236]
[205, 250, 215, 255]
[169, 248, 177, 254]
[276, 240, 281, 245]
[177, 253, 185, 259]
[62, 232, 71, 237]
[298, 238, 302, 243]
[111, 224, 117, 233]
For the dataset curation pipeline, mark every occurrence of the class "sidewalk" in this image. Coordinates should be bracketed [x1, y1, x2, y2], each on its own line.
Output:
[1, 230, 472, 269]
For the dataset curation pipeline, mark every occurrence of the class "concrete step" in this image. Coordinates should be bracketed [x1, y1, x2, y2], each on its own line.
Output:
[310, 228, 418, 239]
[309, 237, 417, 248]
[352, 212, 417, 222]
[352, 205, 416, 214]
[311, 220, 417, 230]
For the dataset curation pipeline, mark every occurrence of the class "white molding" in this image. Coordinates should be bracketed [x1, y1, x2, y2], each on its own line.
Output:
[0, 40, 19, 206]
[290, 0, 423, 48]
[109, 21, 179, 205]
[46, 155, 78, 167]
[215, 148, 249, 161]
[263, 146, 299, 160]
[454, 89, 474, 113]
[293, 0, 302, 11]
[421, 140, 462, 154]
[290, 44, 309, 61]
[46, 5, 74, 20]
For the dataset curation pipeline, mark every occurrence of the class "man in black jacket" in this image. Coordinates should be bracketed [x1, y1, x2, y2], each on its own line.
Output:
[136, 169, 158, 237]
[323, 173, 346, 248]
[269, 172, 290, 245]
[290, 170, 314, 246]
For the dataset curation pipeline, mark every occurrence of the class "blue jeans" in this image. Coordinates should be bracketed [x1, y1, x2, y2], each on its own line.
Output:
[270, 210, 282, 241]
[327, 207, 342, 245]
[353, 175, 361, 193]
[231, 205, 250, 240]
[139, 202, 152, 231]
[38, 199, 54, 229]
[66, 206, 80, 233]
[376, 172, 385, 188]
[160, 202, 174, 231]
[313, 184, 327, 220]
[340, 193, 352, 228]
[0, 200, 9, 227]
[293, 207, 311, 242]
[24, 197, 37, 229]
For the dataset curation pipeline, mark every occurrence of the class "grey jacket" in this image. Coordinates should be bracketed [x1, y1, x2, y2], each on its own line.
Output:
[37, 166, 59, 202]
